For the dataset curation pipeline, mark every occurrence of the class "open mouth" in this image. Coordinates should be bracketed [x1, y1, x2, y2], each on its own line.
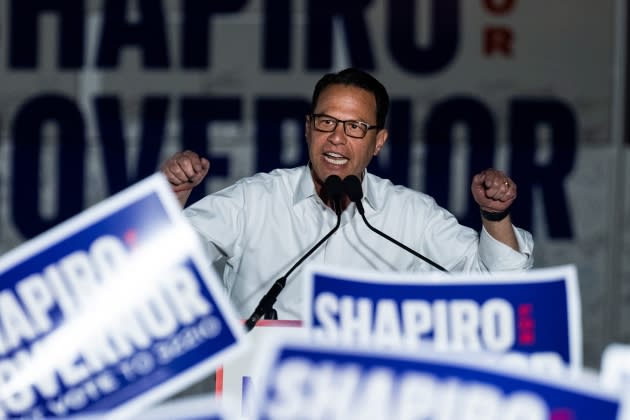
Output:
[323, 152, 348, 165]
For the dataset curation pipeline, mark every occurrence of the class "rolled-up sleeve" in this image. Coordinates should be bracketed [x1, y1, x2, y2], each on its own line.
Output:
[479, 225, 534, 270]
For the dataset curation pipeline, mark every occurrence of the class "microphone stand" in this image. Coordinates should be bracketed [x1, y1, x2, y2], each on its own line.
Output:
[343, 175, 448, 273]
[244, 176, 344, 331]
[357, 210, 448, 272]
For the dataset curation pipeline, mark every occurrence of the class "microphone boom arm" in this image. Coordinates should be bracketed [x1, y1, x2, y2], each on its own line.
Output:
[342, 174, 448, 273]
[358, 211, 448, 272]
[245, 176, 344, 332]
[244, 215, 341, 331]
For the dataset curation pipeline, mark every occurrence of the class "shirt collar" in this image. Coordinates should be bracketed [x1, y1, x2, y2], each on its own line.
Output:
[294, 165, 318, 206]
[293, 165, 379, 211]
[362, 170, 379, 212]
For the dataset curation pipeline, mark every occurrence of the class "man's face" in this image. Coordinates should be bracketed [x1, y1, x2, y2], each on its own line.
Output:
[306, 84, 388, 193]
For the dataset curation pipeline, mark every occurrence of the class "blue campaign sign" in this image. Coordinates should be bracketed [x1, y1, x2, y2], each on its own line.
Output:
[302, 264, 581, 371]
[251, 339, 624, 420]
[0, 174, 244, 419]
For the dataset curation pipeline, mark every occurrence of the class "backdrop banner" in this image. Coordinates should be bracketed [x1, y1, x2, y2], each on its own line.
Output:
[0, 0, 625, 364]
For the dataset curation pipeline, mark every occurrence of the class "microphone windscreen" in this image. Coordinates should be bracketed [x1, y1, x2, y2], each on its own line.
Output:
[343, 175, 363, 202]
[324, 175, 344, 200]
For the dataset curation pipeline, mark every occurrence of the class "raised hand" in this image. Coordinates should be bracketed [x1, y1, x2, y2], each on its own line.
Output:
[471, 168, 517, 214]
[160, 150, 210, 206]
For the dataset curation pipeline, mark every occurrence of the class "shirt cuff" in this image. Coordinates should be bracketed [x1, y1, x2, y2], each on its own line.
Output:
[479, 225, 534, 271]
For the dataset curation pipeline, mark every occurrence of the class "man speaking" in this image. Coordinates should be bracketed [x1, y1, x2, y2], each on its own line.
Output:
[160, 68, 533, 321]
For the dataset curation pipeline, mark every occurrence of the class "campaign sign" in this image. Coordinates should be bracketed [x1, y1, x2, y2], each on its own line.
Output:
[602, 344, 630, 391]
[303, 264, 581, 372]
[216, 320, 304, 419]
[0, 174, 245, 419]
[251, 339, 625, 420]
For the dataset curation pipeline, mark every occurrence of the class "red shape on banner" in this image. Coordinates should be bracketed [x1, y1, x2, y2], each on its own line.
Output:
[483, 27, 514, 56]
[517, 303, 536, 345]
[483, 0, 517, 15]
[550, 408, 576, 420]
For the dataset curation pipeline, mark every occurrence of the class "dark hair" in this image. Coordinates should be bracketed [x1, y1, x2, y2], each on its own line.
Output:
[311, 68, 390, 128]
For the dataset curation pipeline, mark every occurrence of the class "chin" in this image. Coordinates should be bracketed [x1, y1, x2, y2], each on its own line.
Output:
[326, 169, 349, 180]
[315, 161, 355, 181]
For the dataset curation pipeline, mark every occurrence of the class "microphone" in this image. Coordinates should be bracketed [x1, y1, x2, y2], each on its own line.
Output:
[245, 175, 345, 331]
[343, 175, 448, 272]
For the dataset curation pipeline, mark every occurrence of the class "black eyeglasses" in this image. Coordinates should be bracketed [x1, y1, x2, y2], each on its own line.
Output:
[310, 113, 379, 139]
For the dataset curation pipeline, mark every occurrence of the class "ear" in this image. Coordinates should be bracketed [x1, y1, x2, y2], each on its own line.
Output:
[373, 128, 389, 156]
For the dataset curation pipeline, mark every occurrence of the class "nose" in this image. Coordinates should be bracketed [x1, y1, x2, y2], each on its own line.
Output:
[327, 122, 347, 144]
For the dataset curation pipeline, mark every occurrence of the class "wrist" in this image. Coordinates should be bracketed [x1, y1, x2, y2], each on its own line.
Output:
[480, 207, 511, 222]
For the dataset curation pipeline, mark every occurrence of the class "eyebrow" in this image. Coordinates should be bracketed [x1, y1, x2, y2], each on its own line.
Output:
[315, 113, 372, 124]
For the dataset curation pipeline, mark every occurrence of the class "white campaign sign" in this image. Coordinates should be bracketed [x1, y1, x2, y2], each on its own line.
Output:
[303, 264, 582, 374]
[251, 337, 627, 420]
[0, 174, 245, 419]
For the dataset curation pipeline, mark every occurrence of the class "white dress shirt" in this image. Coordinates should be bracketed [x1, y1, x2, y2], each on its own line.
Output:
[184, 165, 534, 320]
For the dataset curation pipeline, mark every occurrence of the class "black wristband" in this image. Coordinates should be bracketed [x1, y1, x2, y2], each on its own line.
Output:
[480, 207, 511, 222]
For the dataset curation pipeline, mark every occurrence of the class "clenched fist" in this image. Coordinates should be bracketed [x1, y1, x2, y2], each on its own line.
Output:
[471, 168, 516, 214]
[160, 150, 210, 206]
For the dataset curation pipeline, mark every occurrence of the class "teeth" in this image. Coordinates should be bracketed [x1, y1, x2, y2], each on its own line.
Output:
[324, 153, 348, 165]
